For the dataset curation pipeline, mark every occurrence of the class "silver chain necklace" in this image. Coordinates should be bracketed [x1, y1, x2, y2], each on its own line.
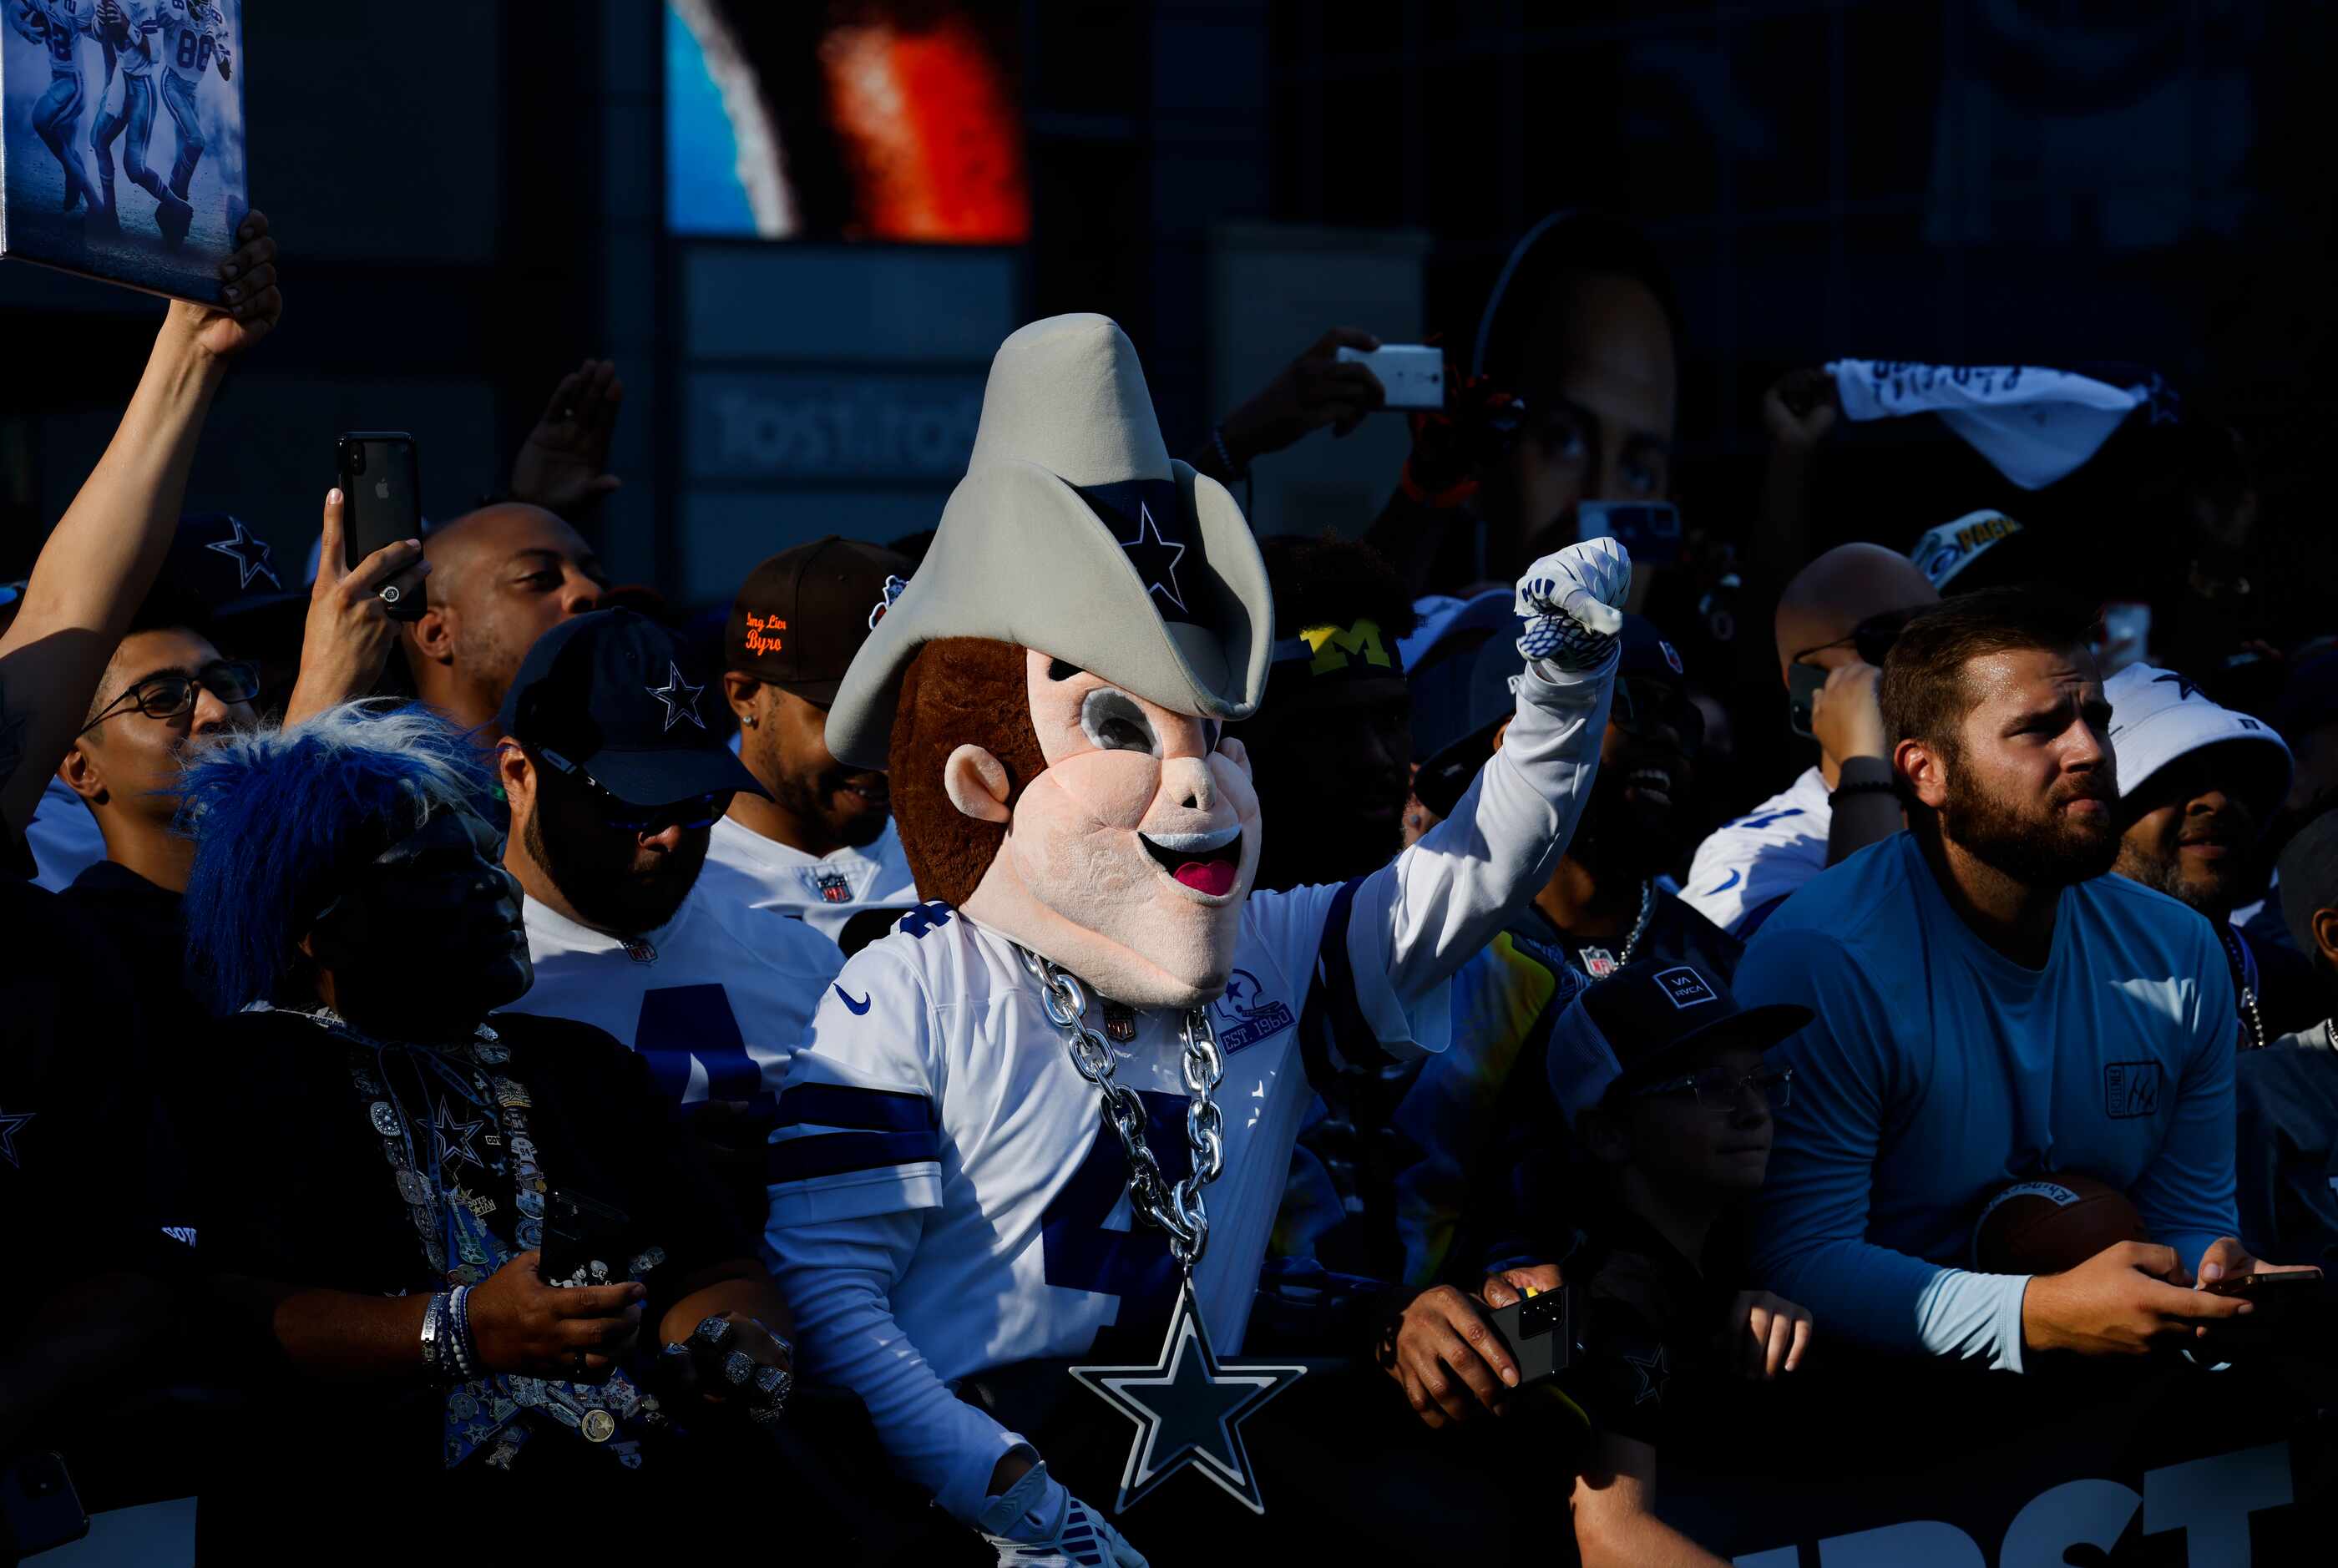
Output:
[1571, 878, 1655, 979]
[1016, 945, 1225, 1267]
[2219, 927, 2266, 1050]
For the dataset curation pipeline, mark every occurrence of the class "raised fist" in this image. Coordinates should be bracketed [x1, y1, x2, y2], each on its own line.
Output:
[1514, 536, 1628, 670]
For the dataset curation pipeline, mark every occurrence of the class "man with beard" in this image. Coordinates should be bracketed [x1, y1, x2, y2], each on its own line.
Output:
[400, 502, 609, 743]
[172, 703, 814, 1550]
[1237, 532, 1419, 893]
[705, 537, 920, 949]
[494, 611, 843, 1214]
[1738, 588, 2300, 1368]
[2105, 662, 2317, 1048]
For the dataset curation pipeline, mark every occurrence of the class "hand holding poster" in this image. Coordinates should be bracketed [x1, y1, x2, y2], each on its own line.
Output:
[2, 0, 247, 301]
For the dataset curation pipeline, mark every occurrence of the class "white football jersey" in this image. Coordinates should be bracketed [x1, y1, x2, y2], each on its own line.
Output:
[150, 0, 223, 82]
[771, 883, 1390, 1373]
[107, 0, 160, 75]
[502, 881, 843, 1105]
[1678, 766, 1834, 936]
[762, 657, 1613, 1521]
[698, 814, 922, 947]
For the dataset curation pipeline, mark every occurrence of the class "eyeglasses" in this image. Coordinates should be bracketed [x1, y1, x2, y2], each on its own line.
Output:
[79, 660, 261, 736]
[535, 747, 730, 834]
[1791, 607, 1922, 672]
[1612, 675, 1705, 755]
[1627, 1065, 1793, 1112]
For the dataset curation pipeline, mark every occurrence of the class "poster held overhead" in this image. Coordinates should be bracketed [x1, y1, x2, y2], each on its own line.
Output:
[2, 0, 247, 302]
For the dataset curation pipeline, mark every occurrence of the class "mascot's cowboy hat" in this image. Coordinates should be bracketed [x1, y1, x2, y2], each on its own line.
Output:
[826, 314, 1273, 771]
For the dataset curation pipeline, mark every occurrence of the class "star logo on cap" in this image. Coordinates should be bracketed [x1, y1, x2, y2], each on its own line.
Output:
[205, 517, 281, 590]
[2153, 671, 2200, 703]
[646, 661, 706, 731]
[0, 1107, 31, 1166]
[1119, 500, 1188, 614]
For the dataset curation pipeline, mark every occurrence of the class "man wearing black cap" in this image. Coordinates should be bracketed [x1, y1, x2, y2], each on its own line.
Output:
[493, 611, 843, 1174]
[1237, 532, 1420, 893]
[1382, 957, 1812, 1568]
[705, 535, 919, 948]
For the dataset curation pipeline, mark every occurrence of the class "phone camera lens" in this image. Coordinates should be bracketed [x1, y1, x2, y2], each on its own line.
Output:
[346, 444, 366, 476]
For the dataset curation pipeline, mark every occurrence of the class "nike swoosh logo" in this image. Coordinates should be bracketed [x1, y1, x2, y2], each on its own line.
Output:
[1708, 868, 1742, 894]
[832, 984, 871, 1016]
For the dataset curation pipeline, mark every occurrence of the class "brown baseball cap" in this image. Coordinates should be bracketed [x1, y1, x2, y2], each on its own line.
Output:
[727, 536, 913, 705]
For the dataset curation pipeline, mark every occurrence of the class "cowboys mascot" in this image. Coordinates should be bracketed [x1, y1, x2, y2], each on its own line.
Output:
[763, 313, 1627, 1564]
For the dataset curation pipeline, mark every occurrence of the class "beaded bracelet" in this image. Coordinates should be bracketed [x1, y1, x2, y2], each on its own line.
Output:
[1210, 426, 1247, 481]
[1828, 778, 1899, 806]
[449, 1284, 478, 1380]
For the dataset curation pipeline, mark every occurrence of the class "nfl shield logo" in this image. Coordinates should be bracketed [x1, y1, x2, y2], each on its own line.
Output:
[1581, 946, 1618, 979]
[813, 870, 853, 904]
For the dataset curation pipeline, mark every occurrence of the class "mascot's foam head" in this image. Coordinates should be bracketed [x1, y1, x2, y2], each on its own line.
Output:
[826, 315, 1273, 1009]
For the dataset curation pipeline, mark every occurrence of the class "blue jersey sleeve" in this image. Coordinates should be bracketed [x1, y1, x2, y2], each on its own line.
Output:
[1743, 926, 2033, 1371]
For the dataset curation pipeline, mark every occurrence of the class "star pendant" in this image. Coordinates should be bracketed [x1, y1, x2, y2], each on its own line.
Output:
[1068, 1277, 1305, 1515]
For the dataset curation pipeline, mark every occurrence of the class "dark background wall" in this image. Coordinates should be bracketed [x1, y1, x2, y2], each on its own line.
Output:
[4, 1, 2331, 620]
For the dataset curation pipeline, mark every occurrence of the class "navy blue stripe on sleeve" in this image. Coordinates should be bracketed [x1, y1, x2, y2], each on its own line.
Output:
[766, 1129, 939, 1186]
[775, 1081, 937, 1134]
[1301, 878, 1401, 1080]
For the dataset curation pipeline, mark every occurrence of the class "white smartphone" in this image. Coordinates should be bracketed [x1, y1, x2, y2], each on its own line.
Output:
[1335, 344, 1445, 410]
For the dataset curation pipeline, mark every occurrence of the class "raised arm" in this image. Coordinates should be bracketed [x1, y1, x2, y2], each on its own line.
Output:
[0, 215, 280, 835]
[1362, 539, 1627, 1020]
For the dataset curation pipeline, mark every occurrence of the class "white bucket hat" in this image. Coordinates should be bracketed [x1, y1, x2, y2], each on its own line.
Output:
[2104, 663, 2291, 824]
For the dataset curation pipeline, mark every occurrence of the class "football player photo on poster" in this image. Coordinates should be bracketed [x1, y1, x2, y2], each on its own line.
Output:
[1, 0, 246, 301]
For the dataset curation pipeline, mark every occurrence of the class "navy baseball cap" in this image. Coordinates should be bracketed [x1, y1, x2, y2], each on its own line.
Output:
[497, 609, 767, 807]
[1545, 957, 1811, 1126]
[1413, 613, 1699, 818]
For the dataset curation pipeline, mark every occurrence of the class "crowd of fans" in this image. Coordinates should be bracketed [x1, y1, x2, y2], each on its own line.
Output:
[5, 205, 2337, 1565]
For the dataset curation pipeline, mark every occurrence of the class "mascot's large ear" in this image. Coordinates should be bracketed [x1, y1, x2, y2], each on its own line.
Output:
[944, 744, 1014, 825]
[1217, 735, 1252, 780]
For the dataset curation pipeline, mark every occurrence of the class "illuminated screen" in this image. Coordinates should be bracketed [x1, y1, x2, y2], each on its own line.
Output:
[665, 1, 1028, 244]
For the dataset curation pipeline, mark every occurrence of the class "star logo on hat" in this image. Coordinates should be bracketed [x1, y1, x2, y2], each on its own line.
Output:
[2153, 671, 2200, 702]
[1119, 500, 1188, 614]
[647, 661, 706, 731]
[205, 517, 281, 590]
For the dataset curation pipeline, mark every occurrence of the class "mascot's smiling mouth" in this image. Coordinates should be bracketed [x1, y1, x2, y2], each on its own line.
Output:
[1139, 823, 1244, 898]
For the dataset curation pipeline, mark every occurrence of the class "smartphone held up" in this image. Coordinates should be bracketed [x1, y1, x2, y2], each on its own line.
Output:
[335, 432, 428, 622]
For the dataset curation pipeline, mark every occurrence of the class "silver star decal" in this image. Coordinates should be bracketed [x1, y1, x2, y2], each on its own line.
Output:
[1117, 500, 1189, 613]
[1622, 1341, 1670, 1406]
[0, 1108, 31, 1167]
[204, 518, 281, 590]
[646, 661, 706, 731]
[1069, 1279, 1304, 1515]
[434, 1099, 487, 1169]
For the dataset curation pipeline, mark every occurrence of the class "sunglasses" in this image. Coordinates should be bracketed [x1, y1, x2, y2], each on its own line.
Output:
[79, 660, 261, 736]
[1627, 1065, 1793, 1113]
[1791, 607, 1922, 672]
[535, 747, 730, 835]
[1612, 675, 1705, 755]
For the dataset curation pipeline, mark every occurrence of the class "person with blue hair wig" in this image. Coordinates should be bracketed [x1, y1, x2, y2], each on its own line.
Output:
[174, 701, 834, 1548]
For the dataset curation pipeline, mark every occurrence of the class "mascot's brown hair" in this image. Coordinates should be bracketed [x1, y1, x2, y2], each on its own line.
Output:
[890, 638, 1045, 908]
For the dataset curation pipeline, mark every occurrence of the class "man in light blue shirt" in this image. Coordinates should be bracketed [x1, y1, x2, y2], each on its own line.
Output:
[1738, 589, 2299, 1372]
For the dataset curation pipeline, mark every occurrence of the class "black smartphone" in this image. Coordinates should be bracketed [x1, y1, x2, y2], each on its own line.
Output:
[1, 1452, 89, 1559]
[2201, 1268, 2325, 1297]
[1485, 1287, 1573, 1387]
[333, 431, 428, 622]
[539, 1188, 631, 1288]
[1788, 662, 1828, 738]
